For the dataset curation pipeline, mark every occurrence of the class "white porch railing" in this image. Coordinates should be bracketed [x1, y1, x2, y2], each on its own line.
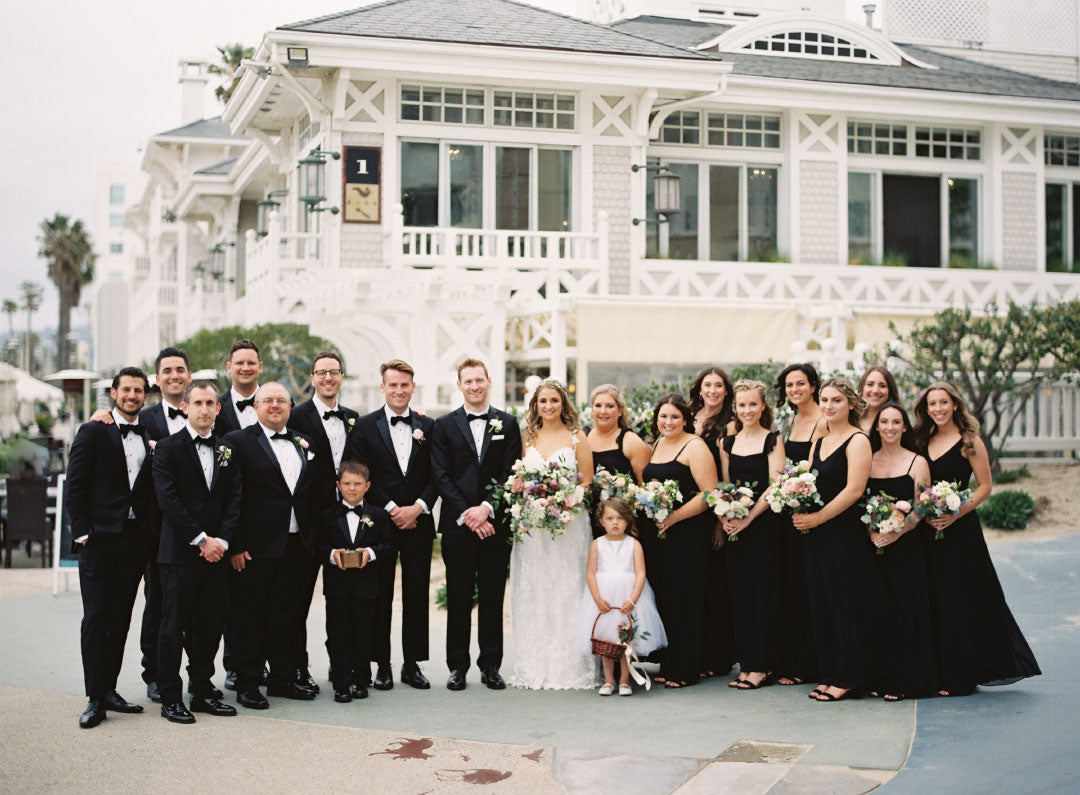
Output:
[243, 212, 321, 325]
[992, 381, 1080, 455]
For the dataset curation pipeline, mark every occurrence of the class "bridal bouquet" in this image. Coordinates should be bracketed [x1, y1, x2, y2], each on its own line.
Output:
[913, 480, 973, 540]
[765, 459, 824, 530]
[498, 457, 588, 542]
[634, 479, 682, 536]
[702, 482, 756, 541]
[860, 491, 912, 555]
[593, 467, 639, 504]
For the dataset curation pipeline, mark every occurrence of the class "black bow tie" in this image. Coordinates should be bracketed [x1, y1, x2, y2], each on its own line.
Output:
[168, 406, 187, 420]
[235, 397, 255, 412]
[323, 409, 345, 421]
[270, 432, 291, 442]
[194, 435, 215, 448]
[466, 412, 489, 422]
[346, 504, 365, 515]
[390, 414, 411, 426]
[118, 424, 145, 438]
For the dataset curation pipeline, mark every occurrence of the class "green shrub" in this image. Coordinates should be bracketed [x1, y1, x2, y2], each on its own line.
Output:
[978, 491, 1036, 530]
[994, 465, 1031, 484]
[435, 581, 478, 610]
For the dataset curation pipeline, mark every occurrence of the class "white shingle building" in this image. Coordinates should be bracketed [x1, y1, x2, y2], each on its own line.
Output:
[121, 0, 1080, 413]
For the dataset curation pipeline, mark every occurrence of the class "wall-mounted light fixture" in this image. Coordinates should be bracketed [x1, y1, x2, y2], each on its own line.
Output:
[630, 163, 681, 225]
[298, 149, 341, 214]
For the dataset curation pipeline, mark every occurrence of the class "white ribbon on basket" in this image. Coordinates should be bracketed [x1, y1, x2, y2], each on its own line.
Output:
[624, 642, 651, 690]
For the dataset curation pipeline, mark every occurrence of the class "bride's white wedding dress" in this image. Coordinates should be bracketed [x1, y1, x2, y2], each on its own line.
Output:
[508, 444, 600, 690]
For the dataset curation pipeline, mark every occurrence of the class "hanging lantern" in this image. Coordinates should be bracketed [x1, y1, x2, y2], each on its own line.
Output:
[298, 153, 327, 204]
[653, 169, 681, 216]
[256, 199, 279, 236]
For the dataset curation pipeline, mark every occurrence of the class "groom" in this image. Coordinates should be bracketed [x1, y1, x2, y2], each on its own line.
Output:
[430, 358, 520, 691]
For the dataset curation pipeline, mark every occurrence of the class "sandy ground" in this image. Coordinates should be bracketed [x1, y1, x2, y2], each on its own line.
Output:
[984, 462, 1080, 546]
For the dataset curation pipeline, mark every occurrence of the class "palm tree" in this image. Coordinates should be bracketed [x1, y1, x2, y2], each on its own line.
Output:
[19, 281, 43, 374]
[2, 298, 16, 336]
[208, 44, 255, 105]
[38, 214, 95, 370]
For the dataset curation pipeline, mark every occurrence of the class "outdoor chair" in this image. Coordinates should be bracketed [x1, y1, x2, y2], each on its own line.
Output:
[3, 477, 50, 568]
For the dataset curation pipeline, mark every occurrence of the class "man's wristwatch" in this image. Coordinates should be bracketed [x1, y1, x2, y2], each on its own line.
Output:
[196, 536, 208, 548]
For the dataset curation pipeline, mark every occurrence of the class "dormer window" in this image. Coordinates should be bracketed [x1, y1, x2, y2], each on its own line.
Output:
[743, 31, 879, 61]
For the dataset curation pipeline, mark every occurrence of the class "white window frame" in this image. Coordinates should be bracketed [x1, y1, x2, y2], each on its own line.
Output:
[399, 84, 578, 133]
[848, 120, 983, 163]
[1045, 179, 1077, 271]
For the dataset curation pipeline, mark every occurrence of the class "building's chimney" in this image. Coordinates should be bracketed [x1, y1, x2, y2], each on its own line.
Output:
[178, 59, 210, 124]
[862, 3, 877, 28]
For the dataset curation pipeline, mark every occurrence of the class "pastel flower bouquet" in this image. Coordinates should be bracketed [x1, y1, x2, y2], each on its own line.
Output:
[592, 467, 640, 504]
[499, 457, 587, 542]
[765, 459, 824, 532]
[860, 491, 912, 555]
[634, 479, 682, 537]
[702, 482, 756, 541]
[913, 480, 973, 540]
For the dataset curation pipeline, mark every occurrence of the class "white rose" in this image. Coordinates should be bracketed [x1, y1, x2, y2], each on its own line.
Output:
[945, 493, 961, 511]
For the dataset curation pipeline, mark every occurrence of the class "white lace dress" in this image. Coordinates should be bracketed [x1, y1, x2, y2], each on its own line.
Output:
[508, 445, 600, 690]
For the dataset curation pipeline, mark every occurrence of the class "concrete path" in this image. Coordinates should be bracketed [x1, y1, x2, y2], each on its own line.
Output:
[1, 533, 1075, 793]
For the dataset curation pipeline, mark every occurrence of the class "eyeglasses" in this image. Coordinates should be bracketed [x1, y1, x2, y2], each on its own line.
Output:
[313, 369, 344, 378]
[258, 397, 291, 406]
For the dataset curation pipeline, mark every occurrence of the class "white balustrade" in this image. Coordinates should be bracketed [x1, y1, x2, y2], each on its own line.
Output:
[993, 381, 1080, 455]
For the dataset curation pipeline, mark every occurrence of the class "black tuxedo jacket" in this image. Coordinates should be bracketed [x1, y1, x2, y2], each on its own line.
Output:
[287, 398, 360, 505]
[152, 429, 240, 565]
[67, 419, 157, 540]
[138, 402, 182, 442]
[214, 390, 252, 436]
[430, 407, 520, 538]
[345, 408, 438, 526]
[319, 503, 392, 599]
[223, 424, 319, 558]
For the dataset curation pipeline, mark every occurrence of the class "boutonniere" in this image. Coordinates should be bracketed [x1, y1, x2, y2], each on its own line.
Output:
[295, 436, 309, 450]
[412, 428, 425, 444]
[347, 417, 356, 430]
[216, 445, 232, 467]
[360, 515, 374, 529]
[489, 418, 503, 435]
[148, 439, 157, 452]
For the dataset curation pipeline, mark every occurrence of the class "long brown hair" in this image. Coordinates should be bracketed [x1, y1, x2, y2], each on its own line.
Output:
[689, 366, 735, 443]
[596, 497, 638, 537]
[732, 379, 774, 431]
[858, 366, 900, 406]
[912, 381, 980, 458]
[650, 393, 695, 438]
[524, 379, 580, 443]
[819, 378, 865, 427]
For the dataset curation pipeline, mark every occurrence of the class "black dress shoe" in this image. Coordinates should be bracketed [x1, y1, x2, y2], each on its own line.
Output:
[401, 662, 431, 690]
[480, 667, 506, 690]
[146, 682, 161, 703]
[446, 669, 467, 691]
[373, 665, 394, 691]
[79, 699, 107, 729]
[237, 690, 269, 710]
[224, 671, 238, 691]
[190, 696, 237, 716]
[334, 689, 352, 703]
[188, 683, 224, 700]
[349, 683, 369, 700]
[266, 682, 317, 700]
[161, 702, 196, 724]
[296, 667, 320, 694]
[104, 690, 144, 713]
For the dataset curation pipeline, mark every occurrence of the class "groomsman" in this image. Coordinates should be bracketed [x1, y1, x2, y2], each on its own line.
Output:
[216, 339, 263, 435]
[287, 351, 359, 692]
[152, 380, 239, 723]
[225, 382, 320, 708]
[430, 358, 520, 691]
[345, 359, 438, 691]
[68, 367, 158, 728]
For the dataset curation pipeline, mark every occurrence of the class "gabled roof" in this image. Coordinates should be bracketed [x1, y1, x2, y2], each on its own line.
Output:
[610, 15, 1080, 102]
[194, 156, 240, 176]
[156, 117, 249, 140]
[279, 0, 714, 60]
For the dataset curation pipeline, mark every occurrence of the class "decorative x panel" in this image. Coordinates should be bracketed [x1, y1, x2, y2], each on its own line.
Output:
[591, 93, 633, 139]
[1001, 126, 1038, 167]
[794, 112, 841, 155]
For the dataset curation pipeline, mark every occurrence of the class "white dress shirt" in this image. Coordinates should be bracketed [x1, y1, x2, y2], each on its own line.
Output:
[261, 422, 301, 534]
[458, 405, 493, 525]
[75, 410, 145, 543]
[313, 394, 347, 473]
[330, 501, 378, 564]
[162, 399, 188, 436]
[187, 424, 229, 551]
[382, 405, 430, 515]
[232, 387, 259, 429]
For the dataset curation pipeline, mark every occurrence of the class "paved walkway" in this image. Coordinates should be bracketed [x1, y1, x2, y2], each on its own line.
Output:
[0, 533, 1075, 793]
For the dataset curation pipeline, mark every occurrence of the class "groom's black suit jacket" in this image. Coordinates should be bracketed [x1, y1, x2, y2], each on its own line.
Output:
[430, 407, 520, 538]
[287, 398, 360, 507]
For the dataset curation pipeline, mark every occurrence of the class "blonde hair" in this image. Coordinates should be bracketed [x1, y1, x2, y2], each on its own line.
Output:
[588, 384, 630, 431]
[380, 359, 415, 381]
[524, 379, 580, 442]
[913, 381, 981, 459]
[732, 379, 774, 431]
[819, 378, 865, 427]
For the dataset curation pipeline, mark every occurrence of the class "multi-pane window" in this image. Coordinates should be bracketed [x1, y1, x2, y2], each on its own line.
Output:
[744, 31, 879, 61]
[401, 84, 485, 124]
[1045, 134, 1080, 167]
[109, 242, 123, 254]
[493, 91, 574, 130]
[109, 185, 125, 205]
[109, 213, 125, 227]
[1046, 182, 1080, 272]
[660, 111, 701, 145]
[660, 111, 782, 149]
[847, 121, 908, 156]
[914, 127, 981, 160]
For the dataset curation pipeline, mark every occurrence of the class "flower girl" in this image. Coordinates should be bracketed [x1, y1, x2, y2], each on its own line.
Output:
[576, 498, 667, 695]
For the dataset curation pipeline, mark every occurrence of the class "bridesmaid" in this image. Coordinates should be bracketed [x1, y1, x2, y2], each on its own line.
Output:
[643, 394, 717, 689]
[913, 382, 1041, 696]
[689, 367, 737, 679]
[858, 366, 901, 435]
[866, 402, 936, 700]
[718, 380, 785, 690]
[772, 363, 824, 686]
[794, 378, 895, 702]
[586, 385, 650, 538]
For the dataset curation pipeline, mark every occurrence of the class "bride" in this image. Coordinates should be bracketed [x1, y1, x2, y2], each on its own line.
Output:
[508, 379, 599, 689]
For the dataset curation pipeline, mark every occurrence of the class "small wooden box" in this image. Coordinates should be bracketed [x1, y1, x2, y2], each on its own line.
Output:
[341, 550, 362, 569]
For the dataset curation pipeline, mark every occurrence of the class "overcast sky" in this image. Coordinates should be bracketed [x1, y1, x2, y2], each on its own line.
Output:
[0, 0, 870, 331]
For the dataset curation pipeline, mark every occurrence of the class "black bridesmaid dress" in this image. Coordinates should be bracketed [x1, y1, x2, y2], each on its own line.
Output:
[642, 441, 711, 685]
[777, 431, 818, 682]
[803, 432, 895, 691]
[925, 439, 1041, 694]
[868, 457, 936, 698]
[722, 432, 781, 677]
[591, 428, 635, 539]
[701, 433, 736, 677]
